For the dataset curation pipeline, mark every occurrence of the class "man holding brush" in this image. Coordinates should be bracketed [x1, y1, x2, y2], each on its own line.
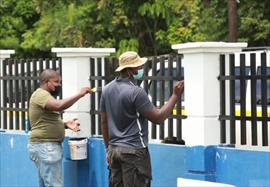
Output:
[27, 69, 93, 187]
[100, 51, 184, 187]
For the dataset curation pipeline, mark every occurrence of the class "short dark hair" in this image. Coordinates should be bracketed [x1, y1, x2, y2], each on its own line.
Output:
[39, 69, 59, 85]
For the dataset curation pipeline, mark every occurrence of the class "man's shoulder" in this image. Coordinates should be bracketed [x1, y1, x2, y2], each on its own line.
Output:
[103, 79, 117, 90]
[30, 88, 51, 102]
[32, 88, 49, 96]
[32, 88, 46, 93]
[132, 84, 145, 94]
[106, 79, 117, 86]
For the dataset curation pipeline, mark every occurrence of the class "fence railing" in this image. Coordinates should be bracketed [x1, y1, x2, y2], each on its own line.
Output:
[219, 51, 270, 147]
[0, 58, 62, 131]
[1, 51, 269, 148]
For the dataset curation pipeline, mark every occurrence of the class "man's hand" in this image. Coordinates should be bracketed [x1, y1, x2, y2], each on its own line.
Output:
[79, 87, 93, 97]
[65, 118, 80, 132]
[173, 81, 184, 98]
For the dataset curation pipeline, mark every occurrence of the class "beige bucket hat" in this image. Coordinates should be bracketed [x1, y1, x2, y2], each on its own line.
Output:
[115, 51, 147, 72]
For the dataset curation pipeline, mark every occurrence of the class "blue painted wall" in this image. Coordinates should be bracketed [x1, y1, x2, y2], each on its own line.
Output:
[1, 132, 269, 187]
[0, 132, 38, 186]
[149, 143, 186, 187]
[215, 147, 270, 187]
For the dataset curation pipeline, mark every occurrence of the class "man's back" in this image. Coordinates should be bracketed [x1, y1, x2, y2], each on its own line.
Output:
[100, 51, 184, 187]
[100, 77, 154, 148]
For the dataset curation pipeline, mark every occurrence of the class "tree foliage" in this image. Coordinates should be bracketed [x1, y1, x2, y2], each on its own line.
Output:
[0, 0, 38, 56]
[0, 0, 269, 57]
[238, 0, 270, 46]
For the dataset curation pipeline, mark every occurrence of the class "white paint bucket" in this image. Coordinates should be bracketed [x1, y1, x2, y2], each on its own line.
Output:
[68, 138, 88, 160]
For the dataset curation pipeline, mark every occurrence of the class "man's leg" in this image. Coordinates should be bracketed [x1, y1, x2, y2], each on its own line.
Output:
[28, 143, 45, 187]
[28, 143, 63, 187]
[108, 146, 123, 187]
[121, 147, 152, 187]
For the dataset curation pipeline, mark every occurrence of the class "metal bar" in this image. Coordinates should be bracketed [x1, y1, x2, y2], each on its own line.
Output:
[218, 75, 269, 80]
[159, 56, 165, 139]
[151, 56, 157, 139]
[14, 59, 20, 130]
[250, 53, 258, 145]
[2, 59, 7, 129]
[26, 59, 32, 104]
[33, 60, 38, 93]
[45, 59, 50, 69]
[52, 58, 57, 70]
[143, 59, 150, 140]
[260, 53, 268, 146]
[219, 115, 270, 121]
[168, 55, 174, 138]
[90, 58, 96, 135]
[240, 54, 247, 145]
[0, 76, 39, 81]
[79, 75, 184, 81]
[8, 59, 14, 130]
[0, 107, 28, 112]
[20, 59, 26, 130]
[39, 59, 44, 75]
[143, 59, 150, 95]
[112, 58, 118, 79]
[229, 54, 236, 144]
[58, 58, 63, 100]
[141, 76, 177, 80]
[219, 55, 226, 143]
[104, 58, 110, 85]
[176, 55, 183, 141]
[97, 58, 102, 135]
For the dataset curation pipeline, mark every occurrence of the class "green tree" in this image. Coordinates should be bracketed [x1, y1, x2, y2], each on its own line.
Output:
[0, 0, 38, 56]
[0, 0, 269, 57]
[238, 0, 270, 46]
[195, 0, 228, 41]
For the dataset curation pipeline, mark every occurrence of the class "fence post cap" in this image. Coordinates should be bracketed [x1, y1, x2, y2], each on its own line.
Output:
[0, 50, 15, 59]
[172, 42, 248, 54]
[51, 47, 115, 57]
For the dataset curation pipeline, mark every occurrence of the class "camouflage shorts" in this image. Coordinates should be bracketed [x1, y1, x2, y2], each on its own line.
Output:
[107, 145, 152, 187]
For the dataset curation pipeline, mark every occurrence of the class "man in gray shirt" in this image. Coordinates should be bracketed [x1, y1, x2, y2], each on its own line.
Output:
[100, 51, 184, 187]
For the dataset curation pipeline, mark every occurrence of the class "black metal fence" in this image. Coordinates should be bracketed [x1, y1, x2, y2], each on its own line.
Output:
[0, 54, 185, 143]
[89, 54, 186, 142]
[0, 58, 62, 131]
[2, 51, 268, 147]
[219, 52, 270, 146]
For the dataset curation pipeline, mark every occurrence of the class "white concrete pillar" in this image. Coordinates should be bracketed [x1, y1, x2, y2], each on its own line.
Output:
[0, 50, 15, 129]
[0, 50, 15, 73]
[52, 48, 115, 137]
[172, 42, 247, 145]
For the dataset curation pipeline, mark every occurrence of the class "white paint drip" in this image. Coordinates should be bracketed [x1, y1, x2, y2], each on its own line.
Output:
[9, 137, 14, 149]
[216, 152, 220, 159]
[224, 153, 227, 160]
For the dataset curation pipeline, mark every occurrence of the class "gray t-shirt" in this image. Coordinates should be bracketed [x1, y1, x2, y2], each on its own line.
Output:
[100, 77, 154, 148]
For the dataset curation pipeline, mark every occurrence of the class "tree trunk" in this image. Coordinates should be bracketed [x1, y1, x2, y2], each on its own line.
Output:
[228, 0, 237, 42]
[203, 0, 210, 7]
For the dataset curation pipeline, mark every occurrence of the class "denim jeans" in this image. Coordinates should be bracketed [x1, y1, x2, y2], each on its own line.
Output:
[107, 145, 152, 187]
[28, 143, 63, 187]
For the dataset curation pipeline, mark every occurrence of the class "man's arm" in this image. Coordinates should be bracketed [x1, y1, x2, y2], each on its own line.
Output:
[101, 111, 111, 165]
[45, 87, 91, 111]
[143, 94, 179, 124]
[100, 112, 109, 149]
[143, 81, 184, 124]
